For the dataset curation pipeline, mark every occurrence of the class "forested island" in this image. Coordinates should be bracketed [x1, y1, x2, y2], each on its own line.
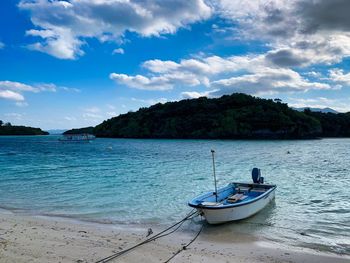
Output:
[63, 126, 94, 135]
[0, 121, 49, 135]
[303, 109, 350, 137]
[65, 93, 350, 139]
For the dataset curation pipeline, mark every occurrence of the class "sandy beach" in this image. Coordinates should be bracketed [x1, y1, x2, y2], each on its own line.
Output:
[0, 210, 348, 263]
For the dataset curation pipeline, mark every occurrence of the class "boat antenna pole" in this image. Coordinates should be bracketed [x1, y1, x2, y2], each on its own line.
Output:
[211, 149, 218, 202]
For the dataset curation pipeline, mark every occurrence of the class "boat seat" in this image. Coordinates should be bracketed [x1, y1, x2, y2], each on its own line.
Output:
[251, 188, 266, 192]
[201, 202, 222, 206]
[227, 194, 248, 203]
[235, 186, 250, 192]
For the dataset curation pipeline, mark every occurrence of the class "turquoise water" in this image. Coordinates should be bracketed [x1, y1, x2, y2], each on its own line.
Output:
[0, 136, 349, 255]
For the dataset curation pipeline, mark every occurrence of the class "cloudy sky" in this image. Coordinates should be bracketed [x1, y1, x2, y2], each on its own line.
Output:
[1, 0, 350, 129]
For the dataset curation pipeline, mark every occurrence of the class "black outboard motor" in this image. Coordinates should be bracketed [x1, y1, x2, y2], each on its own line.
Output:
[252, 168, 264, 184]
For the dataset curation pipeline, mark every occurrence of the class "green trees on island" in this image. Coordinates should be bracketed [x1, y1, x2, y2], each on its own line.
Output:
[0, 121, 48, 135]
[63, 126, 94, 135]
[303, 109, 350, 137]
[93, 93, 324, 139]
[5, 93, 350, 138]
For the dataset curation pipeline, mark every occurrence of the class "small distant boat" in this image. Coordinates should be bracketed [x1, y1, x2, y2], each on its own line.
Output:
[188, 151, 276, 224]
[58, 133, 95, 143]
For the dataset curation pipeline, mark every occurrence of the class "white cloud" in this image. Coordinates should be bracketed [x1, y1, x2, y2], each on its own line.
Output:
[210, 67, 331, 96]
[17, 0, 350, 101]
[143, 59, 180, 73]
[18, 0, 350, 70]
[84, 106, 101, 113]
[0, 80, 77, 105]
[106, 111, 117, 116]
[329, 69, 350, 85]
[36, 83, 57, 92]
[131, 97, 168, 105]
[0, 90, 25, 101]
[0, 81, 64, 93]
[0, 80, 39, 93]
[110, 73, 200, 90]
[19, 0, 212, 59]
[60, 86, 81, 92]
[106, 0, 350, 96]
[143, 55, 256, 76]
[181, 90, 218, 99]
[26, 28, 84, 60]
[0, 42, 4, 49]
[112, 48, 124, 55]
[15, 101, 29, 107]
[111, 55, 264, 90]
[288, 97, 350, 113]
[304, 71, 322, 78]
[111, 53, 332, 95]
[214, 0, 350, 67]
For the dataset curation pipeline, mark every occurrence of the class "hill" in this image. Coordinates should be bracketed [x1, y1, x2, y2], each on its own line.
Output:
[93, 93, 322, 139]
[294, 107, 338, 114]
[63, 126, 94, 135]
[0, 121, 49, 135]
[303, 109, 350, 137]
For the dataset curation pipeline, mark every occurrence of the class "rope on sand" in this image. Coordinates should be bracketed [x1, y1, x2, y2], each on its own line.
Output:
[163, 223, 203, 263]
[94, 209, 201, 263]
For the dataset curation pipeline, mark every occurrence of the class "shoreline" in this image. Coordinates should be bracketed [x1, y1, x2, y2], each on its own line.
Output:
[1, 210, 349, 263]
[5, 134, 350, 140]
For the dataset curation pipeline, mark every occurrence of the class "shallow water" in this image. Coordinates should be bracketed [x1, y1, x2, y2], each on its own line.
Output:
[0, 136, 349, 255]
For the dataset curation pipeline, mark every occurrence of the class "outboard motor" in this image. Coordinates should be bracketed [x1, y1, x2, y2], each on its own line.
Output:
[252, 168, 264, 184]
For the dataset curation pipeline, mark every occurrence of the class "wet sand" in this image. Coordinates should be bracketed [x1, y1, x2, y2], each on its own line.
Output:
[0, 210, 349, 263]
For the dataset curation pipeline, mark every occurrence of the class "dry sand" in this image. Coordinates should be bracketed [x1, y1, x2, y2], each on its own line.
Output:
[0, 210, 349, 263]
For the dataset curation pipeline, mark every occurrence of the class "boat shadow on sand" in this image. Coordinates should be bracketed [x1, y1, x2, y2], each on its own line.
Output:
[195, 200, 277, 243]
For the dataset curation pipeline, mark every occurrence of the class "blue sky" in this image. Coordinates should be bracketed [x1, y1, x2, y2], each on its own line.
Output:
[1, 0, 350, 130]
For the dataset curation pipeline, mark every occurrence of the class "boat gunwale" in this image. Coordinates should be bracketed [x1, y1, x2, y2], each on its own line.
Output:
[188, 183, 276, 210]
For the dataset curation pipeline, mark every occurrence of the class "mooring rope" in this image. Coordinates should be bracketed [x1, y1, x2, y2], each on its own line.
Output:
[94, 209, 200, 263]
[163, 223, 204, 263]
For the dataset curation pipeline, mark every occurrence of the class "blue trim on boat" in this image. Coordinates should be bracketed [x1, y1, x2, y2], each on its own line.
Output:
[188, 184, 276, 210]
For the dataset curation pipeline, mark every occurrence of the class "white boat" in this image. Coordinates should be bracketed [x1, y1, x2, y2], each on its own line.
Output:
[58, 133, 95, 143]
[188, 150, 276, 224]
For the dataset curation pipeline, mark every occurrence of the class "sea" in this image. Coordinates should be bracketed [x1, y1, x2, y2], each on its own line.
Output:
[0, 136, 349, 255]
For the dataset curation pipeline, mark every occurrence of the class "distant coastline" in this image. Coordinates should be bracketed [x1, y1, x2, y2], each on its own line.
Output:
[0, 121, 48, 136]
[65, 93, 350, 140]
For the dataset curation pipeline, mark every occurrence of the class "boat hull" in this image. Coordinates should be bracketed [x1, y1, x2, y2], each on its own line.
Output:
[198, 188, 275, 224]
